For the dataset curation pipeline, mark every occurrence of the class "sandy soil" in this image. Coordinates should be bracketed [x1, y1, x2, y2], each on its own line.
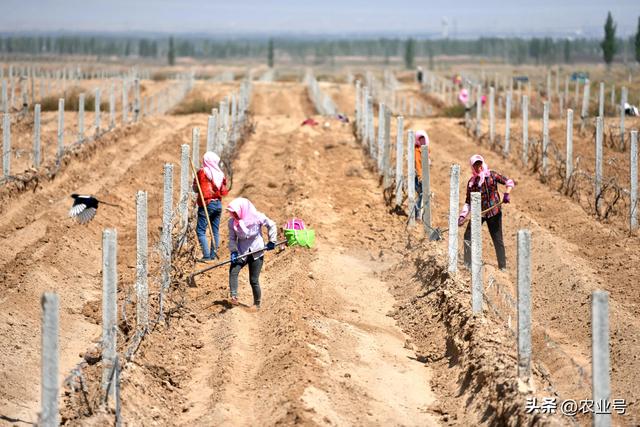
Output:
[0, 76, 637, 426]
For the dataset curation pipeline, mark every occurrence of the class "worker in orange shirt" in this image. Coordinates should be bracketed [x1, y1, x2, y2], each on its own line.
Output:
[414, 130, 431, 219]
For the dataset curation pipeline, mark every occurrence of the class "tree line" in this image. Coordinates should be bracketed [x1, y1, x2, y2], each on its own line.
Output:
[0, 15, 638, 67]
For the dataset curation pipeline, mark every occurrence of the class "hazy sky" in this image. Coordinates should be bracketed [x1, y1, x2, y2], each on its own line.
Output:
[1, 0, 638, 37]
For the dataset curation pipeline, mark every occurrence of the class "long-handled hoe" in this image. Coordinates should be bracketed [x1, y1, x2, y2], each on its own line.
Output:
[187, 239, 288, 287]
[187, 218, 316, 287]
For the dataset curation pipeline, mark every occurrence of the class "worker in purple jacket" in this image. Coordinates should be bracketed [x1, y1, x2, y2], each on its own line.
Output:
[226, 197, 277, 310]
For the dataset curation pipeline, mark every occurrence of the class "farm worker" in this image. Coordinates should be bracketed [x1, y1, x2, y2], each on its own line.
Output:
[416, 66, 424, 84]
[227, 197, 278, 310]
[193, 152, 229, 262]
[414, 130, 431, 219]
[458, 88, 469, 105]
[457, 154, 515, 270]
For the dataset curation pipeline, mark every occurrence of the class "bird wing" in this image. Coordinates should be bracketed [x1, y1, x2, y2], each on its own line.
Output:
[69, 203, 87, 218]
[76, 207, 97, 224]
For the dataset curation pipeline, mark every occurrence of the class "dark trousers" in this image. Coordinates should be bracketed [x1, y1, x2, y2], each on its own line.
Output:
[414, 176, 423, 219]
[229, 254, 263, 306]
[463, 212, 506, 269]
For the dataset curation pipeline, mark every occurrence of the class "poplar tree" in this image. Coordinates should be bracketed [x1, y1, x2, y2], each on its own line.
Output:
[601, 12, 617, 68]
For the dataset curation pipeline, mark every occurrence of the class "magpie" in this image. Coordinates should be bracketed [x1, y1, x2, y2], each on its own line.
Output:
[68, 194, 119, 224]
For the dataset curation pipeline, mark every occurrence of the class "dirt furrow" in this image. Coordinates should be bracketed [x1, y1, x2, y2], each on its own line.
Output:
[0, 111, 199, 423]
[405, 116, 640, 421]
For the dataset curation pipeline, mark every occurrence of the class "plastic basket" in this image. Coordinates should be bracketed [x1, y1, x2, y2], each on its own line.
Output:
[284, 228, 315, 248]
[285, 218, 306, 230]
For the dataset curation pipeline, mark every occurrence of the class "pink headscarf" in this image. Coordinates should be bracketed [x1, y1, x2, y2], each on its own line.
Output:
[202, 152, 224, 188]
[415, 130, 429, 147]
[469, 154, 490, 187]
[458, 88, 469, 105]
[227, 197, 263, 234]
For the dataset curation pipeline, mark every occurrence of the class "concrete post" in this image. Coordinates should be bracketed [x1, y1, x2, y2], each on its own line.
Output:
[206, 112, 217, 153]
[231, 94, 238, 144]
[95, 88, 101, 134]
[57, 99, 64, 160]
[517, 229, 532, 381]
[179, 144, 190, 238]
[109, 83, 115, 130]
[362, 87, 369, 143]
[598, 82, 605, 119]
[40, 292, 59, 427]
[489, 86, 495, 144]
[592, 290, 611, 427]
[542, 102, 549, 178]
[134, 78, 140, 122]
[122, 79, 128, 125]
[595, 117, 603, 213]
[355, 80, 361, 138]
[566, 109, 574, 184]
[377, 102, 385, 169]
[33, 104, 41, 168]
[21, 80, 28, 114]
[503, 91, 512, 156]
[136, 191, 148, 331]
[2, 113, 9, 178]
[421, 145, 431, 229]
[580, 80, 590, 133]
[471, 192, 482, 314]
[367, 95, 374, 155]
[475, 85, 482, 139]
[78, 93, 85, 143]
[395, 116, 404, 207]
[407, 130, 416, 226]
[631, 130, 638, 232]
[101, 229, 117, 401]
[383, 107, 392, 187]
[192, 127, 200, 169]
[160, 164, 173, 320]
[448, 164, 460, 274]
[620, 87, 628, 150]
[522, 95, 529, 166]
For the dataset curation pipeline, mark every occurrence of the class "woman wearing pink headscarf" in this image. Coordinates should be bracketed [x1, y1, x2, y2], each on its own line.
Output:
[193, 152, 229, 262]
[457, 154, 515, 270]
[227, 197, 277, 309]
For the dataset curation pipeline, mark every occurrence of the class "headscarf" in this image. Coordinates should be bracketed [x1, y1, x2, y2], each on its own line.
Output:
[469, 154, 490, 187]
[227, 197, 263, 234]
[202, 152, 224, 188]
[458, 88, 469, 105]
[415, 130, 429, 147]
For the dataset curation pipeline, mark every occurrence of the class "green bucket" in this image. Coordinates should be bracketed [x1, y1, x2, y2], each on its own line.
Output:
[284, 228, 316, 248]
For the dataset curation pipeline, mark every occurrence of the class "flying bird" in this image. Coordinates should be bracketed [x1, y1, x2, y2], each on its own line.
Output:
[68, 194, 120, 224]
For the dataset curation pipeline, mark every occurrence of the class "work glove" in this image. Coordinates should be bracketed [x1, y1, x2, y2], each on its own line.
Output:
[265, 242, 276, 251]
[457, 216, 466, 227]
[502, 193, 511, 204]
[230, 251, 238, 263]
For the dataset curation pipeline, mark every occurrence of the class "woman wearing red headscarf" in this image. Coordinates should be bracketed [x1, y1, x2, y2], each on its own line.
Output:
[457, 154, 515, 270]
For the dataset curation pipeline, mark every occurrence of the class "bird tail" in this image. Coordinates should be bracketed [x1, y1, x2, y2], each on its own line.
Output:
[98, 200, 122, 208]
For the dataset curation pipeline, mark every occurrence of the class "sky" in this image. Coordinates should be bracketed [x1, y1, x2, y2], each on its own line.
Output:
[1, 0, 638, 38]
